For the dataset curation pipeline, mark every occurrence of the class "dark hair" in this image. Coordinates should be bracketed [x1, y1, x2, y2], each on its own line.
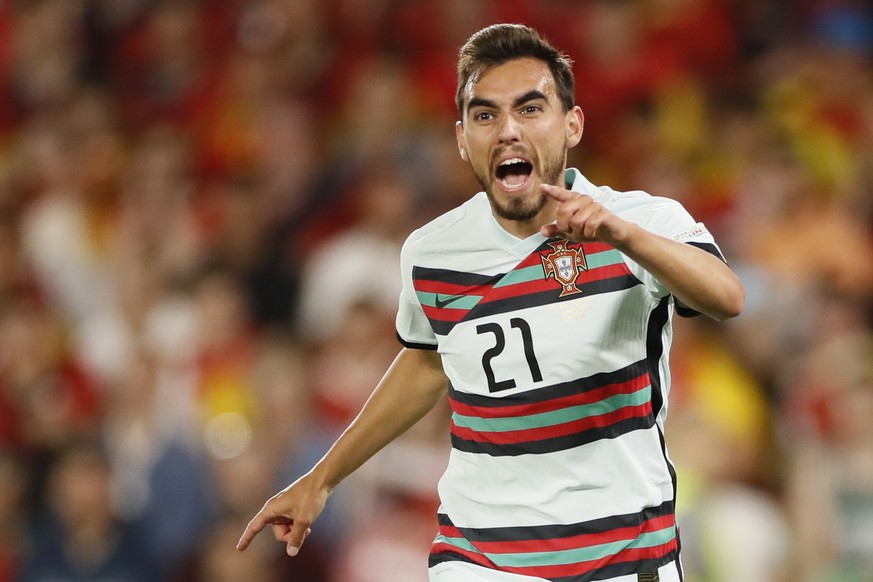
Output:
[456, 23, 575, 116]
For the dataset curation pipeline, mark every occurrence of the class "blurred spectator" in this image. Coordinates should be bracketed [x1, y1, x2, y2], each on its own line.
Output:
[0, 450, 27, 582]
[103, 347, 213, 580]
[782, 296, 873, 581]
[296, 164, 416, 342]
[0, 299, 102, 458]
[19, 441, 158, 582]
[668, 317, 792, 582]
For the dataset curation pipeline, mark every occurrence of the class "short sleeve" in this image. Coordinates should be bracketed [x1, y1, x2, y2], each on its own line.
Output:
[395, 236, 438, 349]
[623, 197, 726, 315]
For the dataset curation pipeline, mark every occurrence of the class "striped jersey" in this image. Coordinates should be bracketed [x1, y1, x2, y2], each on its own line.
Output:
[396, 168, 723, 581]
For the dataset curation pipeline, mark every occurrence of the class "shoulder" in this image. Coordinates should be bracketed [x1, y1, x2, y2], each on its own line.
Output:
[567, 169, 700, 239]
[601, 187, 687, 219]
[402, 192, 488, 255]
[599, 188, 697, 236]
[567, 168, 690, 224]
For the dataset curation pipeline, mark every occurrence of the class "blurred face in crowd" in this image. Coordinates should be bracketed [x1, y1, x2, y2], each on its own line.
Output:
[455, 57, 583, 236]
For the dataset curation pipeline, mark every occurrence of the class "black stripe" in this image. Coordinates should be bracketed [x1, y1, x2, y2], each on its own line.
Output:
[426, 274, 642, 336]
[467, 274, 641, 321]
[645, 297, 682, 568]
[449, 359, 649, 408]
[438, 499, 675, 542]
[429, 318, 456, 336]
[429, 550, 679, 582]
[428, 550, 487, 569]
[395, 333, 438, 350]
[450, 415, 656, 456]
[686, 241, 725, 262]
[550, 551, 680, 582]
[645, 297, 669, 420]
[413, 265, 497, 287]
[433, 502, 679, 581]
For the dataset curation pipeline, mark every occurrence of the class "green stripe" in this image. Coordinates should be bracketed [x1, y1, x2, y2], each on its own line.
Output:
[435, 533, 478, 553]
[493, 265, 545, 288]
[492, 249, 624, 290]
[586, 249, 624, 269]
[418, 251, 623, 302]
[487, 526, 676, 568]
[452, 386, 650, 432]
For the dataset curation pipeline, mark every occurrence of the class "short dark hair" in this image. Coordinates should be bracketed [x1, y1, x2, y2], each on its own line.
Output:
[456, 23, 575, 116]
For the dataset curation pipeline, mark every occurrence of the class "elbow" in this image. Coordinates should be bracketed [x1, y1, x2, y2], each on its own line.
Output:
[713, 278, 746, 321]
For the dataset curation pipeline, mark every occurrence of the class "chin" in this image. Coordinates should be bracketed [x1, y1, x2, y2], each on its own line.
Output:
[489, 190, 547, 222]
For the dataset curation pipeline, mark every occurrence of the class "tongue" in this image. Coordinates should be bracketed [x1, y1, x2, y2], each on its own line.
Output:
[503, 172, 527, 187]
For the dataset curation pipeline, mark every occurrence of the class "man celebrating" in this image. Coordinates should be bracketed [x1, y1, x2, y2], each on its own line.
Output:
[238, 23, 744, 582]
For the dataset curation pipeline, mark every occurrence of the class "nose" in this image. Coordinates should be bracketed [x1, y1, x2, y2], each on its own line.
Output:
[496, 114, 521, 144]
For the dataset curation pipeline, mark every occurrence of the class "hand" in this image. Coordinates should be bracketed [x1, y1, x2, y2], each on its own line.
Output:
[539, 184, 630, 245]
[236, 472, 331, 557]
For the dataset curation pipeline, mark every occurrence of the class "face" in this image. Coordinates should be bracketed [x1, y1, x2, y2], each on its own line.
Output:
[456, 57, 583, 236]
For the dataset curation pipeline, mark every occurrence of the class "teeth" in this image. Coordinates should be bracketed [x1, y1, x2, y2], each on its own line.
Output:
[501, 158, 525, 166]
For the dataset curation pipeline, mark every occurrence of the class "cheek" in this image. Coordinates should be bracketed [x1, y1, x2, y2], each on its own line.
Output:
[464, 140, 491, 167]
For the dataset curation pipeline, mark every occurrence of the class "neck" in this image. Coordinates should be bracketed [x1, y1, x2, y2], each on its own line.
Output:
[492, 199, 559, 239]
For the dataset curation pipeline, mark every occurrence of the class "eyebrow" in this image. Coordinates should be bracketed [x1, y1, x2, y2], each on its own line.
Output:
[467, 90, 549, 112]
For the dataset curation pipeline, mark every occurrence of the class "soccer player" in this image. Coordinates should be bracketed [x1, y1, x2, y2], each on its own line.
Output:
[237, 23, 744, 582]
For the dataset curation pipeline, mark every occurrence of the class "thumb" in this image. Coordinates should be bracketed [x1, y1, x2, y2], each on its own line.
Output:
[284, 522, 312, 557]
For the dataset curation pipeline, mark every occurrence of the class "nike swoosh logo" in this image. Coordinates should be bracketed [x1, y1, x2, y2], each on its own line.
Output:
[434, 293, 466, 309]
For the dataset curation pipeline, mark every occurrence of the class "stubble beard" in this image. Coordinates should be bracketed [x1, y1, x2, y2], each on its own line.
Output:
[474, 151, 566, 223]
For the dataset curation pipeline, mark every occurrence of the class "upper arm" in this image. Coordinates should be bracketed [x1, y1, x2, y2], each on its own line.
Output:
[397, 348, 446, 398]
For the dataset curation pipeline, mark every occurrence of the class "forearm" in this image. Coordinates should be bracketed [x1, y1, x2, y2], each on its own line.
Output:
[310, 347, 447, 490]
[616, 223, 745, 321]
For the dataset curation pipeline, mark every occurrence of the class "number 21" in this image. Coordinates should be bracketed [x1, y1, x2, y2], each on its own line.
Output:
[476, 317, 543, 393]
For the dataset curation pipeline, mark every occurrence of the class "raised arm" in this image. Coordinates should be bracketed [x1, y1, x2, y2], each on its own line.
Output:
[540, 184, 745, 321]
[236, 347, 446, 556]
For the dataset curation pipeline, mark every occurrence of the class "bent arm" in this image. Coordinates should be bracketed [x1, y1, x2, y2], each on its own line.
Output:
[541, 184, 745, 321]
[314, 347, 447, 489]
[237, 347, 446, 555]
[615, 223, 745, 321]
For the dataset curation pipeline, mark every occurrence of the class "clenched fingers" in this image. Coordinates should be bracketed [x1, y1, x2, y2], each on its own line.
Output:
[540, 183, 627, 244]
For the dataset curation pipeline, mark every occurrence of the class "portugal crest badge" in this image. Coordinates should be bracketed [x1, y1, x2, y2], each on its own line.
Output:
[542, 240, 587, 296]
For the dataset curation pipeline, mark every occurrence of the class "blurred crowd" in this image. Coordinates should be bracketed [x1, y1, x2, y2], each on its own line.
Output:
[0, 0, 872, 581]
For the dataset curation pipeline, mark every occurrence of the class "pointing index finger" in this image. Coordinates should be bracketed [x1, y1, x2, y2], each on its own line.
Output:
[540, 183, 577, 202]
[236, 512, 270, 551]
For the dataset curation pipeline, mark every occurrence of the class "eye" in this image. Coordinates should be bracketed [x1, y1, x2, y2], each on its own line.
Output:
[520, 104, 542, 115]
[474, 111, 493, 122]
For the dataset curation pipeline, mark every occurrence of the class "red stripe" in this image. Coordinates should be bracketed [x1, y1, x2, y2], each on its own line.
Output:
[413, 250, 628, 298]
[585, 242, 615, 254]
[450, 403, 653, 445]
[514, 241, 615, 269]
[438, 525, 464, 539]
[500, 538, 679, 578]
[466, 515, 676, 554]
[449, 373, 651, 419]
[421, 304, 469, 322]
[482, 262, 632, 304]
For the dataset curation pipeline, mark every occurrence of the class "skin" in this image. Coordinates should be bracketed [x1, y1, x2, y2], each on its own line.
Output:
[237, 55, 744, 558]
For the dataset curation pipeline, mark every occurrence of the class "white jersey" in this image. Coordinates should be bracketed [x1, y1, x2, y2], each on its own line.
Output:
[396, 168, 723, 581]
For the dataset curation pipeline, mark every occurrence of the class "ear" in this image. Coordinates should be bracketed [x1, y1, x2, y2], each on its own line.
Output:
[455, 120, 468, 161]
[565, 106, 584, 149]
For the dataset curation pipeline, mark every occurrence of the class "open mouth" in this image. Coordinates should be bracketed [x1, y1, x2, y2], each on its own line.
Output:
[495, 157, 534, 190]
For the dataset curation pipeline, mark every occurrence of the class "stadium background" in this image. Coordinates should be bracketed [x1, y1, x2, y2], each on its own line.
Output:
[0, 0, 872, 580]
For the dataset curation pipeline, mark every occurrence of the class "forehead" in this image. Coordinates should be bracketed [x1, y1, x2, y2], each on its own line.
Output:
[464, 57, 557, 106]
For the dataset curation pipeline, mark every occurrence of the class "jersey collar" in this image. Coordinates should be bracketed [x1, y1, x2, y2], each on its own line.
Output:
[564, 167, 603, 199]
